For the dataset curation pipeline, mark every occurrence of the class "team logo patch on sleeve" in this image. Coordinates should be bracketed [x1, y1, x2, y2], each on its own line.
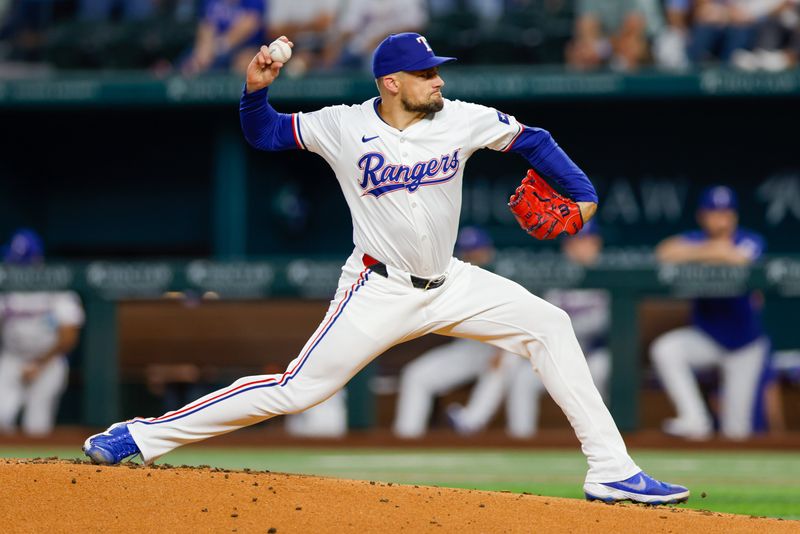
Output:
[497, 111, 509, 124]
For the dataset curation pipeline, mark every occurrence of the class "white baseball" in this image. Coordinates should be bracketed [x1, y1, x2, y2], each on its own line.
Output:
[268, 39, 292, 63]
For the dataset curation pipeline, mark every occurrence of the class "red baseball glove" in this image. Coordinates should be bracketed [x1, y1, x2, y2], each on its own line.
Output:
[508, 169, 584, 240]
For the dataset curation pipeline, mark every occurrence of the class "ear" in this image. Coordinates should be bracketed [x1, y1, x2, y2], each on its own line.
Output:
[380, 75, 401, 96]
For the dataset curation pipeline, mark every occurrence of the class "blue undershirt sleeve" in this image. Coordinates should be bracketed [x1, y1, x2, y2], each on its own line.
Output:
[239, 85, 299, 151]
[509, 125, 598, 203]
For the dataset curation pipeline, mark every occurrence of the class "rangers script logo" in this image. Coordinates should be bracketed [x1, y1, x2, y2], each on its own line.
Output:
[357, 149, 461, 198]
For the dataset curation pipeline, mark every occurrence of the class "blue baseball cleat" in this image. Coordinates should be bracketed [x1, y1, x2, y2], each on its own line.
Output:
[82, 422, 141, 465]
[583, 471, 690, 505]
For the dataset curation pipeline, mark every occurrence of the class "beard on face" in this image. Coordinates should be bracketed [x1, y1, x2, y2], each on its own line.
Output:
[401, 93, 444, 114]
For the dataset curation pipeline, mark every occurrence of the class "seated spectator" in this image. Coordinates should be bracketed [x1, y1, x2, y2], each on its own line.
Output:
[566, 0, 663, 71]
[687, 0, 786, 65]
[321, 0, 428, 71]
[731, 1, 800, 71]
[267, 0, 340, 76]
[653, 0, 691, 69]
[182, 0, 265, 76]
[0, 228, 84, 437]
[650, 186, 771, 441]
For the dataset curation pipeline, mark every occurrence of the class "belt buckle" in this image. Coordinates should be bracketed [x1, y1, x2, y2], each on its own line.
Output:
[425, 275, 445, 290]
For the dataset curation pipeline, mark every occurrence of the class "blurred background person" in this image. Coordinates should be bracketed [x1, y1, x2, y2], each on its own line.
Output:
[443, 346, 540, 438]
[446, 221, 611, 439]
[731, 0, 800, 71]
[0, 228, 84, 437]
[267, 0, 340, 76]
[321, 0, 428, 71]
[653, 0, 691, 69]
[285, 389, 348, 438]
[687, 0, 787, 66]
[392, 226, 515, 439]
[650, 185, 770, 441]
[181, 0, 265, 76]
[565, 0, 664, 71]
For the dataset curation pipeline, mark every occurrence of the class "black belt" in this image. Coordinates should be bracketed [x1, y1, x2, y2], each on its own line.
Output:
[362, 254, 446, 290]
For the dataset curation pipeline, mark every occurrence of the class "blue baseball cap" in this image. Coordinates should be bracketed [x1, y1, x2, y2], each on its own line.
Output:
[2, 228, 44, 265]
[372, 33, 456, 78]
[456, 226, 493, 253]
[698, 185, 738, 211]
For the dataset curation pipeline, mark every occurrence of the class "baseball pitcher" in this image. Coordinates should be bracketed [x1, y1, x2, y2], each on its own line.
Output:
[84, 33, 689, 505]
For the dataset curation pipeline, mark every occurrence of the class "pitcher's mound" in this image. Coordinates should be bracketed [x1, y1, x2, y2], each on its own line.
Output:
[0, 459, 793, 533]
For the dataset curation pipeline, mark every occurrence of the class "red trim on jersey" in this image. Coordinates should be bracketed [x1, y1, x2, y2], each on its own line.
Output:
[291, 113, 304, 150]
[502, 124, 525, 153]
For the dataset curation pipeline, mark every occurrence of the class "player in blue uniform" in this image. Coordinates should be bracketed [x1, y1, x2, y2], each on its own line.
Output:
[650, 185, 770, 440]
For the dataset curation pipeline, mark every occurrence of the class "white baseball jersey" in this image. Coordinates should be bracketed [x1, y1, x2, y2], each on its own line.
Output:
[294, 98, 522, 277]
[0, 291, 85, 360]
[0, 291, 83, 436]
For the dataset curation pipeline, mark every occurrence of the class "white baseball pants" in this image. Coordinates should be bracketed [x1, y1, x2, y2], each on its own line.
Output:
[650, 326, 769, 439]
[457, 353, 542, 438]
[285, 389, 348, 438]
[392, 338, 499, 438]
[455, 348, 610, 438]
[129, 249, 639, 483]
[0, 353, 68, 436]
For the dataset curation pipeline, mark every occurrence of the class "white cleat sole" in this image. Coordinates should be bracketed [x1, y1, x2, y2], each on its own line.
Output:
[584, 483, 690, 505]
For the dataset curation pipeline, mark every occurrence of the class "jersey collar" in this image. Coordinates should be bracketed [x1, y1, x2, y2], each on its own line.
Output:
[368, 96, 441, 136]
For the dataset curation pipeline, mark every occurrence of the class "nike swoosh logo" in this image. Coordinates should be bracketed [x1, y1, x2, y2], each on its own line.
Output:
[623, 474, 648, 491]
[361, 135, 380, 143]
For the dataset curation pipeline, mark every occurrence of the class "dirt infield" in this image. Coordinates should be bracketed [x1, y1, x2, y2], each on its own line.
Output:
[1, 459, 795, 533]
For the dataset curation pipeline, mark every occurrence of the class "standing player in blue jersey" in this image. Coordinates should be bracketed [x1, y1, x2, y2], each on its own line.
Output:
[84, 32, 689, 504]
[651, 185, 769, 440]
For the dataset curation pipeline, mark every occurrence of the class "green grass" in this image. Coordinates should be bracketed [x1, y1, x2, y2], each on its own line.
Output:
[3, 447, 799, 520]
